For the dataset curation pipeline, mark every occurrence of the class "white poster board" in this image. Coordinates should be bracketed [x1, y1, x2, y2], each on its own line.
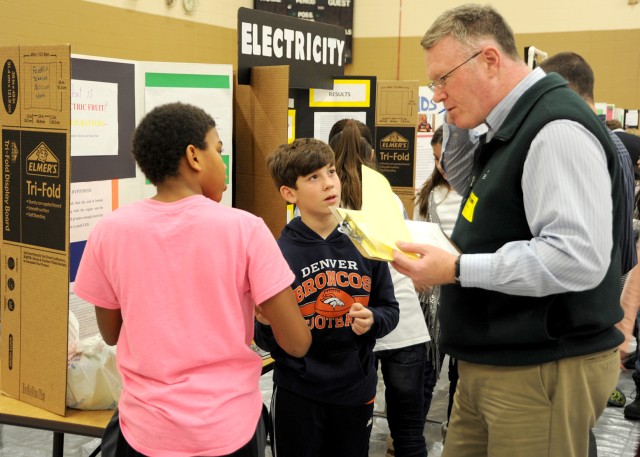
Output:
[415, 86, 444, 193]
[137, 62, 234, 207]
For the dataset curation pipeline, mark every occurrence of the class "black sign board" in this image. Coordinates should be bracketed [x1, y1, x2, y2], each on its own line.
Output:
[290, 75, 376, 144]
[3, 129, 67, 251]
[375, 126, 416, 188]
[254, 0, 354, 64]
[238, 7, 346, 89]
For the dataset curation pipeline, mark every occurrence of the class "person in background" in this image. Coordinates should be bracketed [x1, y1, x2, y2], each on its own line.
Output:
[538, 50, 638, 457]
[538, 50, 637, 404]
[620, 240, 640, 415]
[328, 118, 374, 153]
[330, 119, 431, 457]
[414, 126, 463, 235]
[256, 138, 399, 457]
[606, 119, 623, 131]
[607, 119, 640, 180]
[392, 5, 624, 457]
[413, 125, 463, 440]
[74, 102, 311, 457]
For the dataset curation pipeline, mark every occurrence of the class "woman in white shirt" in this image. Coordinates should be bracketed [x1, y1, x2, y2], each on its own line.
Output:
[414, 126, 462, 439]
[414, 127, 462, 234]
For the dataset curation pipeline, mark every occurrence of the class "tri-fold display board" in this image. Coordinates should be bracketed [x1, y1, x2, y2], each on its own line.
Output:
[1, 45, 72, 415]
[0, 44, 234, 415]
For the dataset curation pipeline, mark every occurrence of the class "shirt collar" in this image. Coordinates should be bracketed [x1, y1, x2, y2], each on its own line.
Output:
[484, 67, 546, 142]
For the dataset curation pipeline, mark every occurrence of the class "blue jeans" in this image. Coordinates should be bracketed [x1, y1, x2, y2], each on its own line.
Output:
[376, 343, 428, 457]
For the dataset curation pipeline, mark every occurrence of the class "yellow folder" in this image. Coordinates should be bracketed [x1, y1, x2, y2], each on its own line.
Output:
[330, 165, 415, 261]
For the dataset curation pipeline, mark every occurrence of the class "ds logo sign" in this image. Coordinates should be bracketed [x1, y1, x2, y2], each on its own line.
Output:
[419, 96, 438, 112]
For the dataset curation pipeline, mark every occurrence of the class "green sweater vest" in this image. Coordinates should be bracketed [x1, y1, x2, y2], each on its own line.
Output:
[441, 73, 623, 366]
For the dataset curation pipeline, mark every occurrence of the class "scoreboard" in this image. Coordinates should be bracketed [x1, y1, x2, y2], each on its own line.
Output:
[254, 0, 354, 64]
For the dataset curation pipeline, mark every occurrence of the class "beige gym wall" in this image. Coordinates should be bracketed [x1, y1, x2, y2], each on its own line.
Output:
[350, 0, 640, 108]
[0, 0, 239, 65]
[1, 0, 639, 107]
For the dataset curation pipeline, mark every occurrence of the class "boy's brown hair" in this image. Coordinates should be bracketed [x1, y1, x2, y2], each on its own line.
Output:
[266, 138, 335, 189]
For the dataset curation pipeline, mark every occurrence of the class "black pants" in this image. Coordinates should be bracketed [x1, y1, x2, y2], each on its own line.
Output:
[376, 343, 428, 457]
[101, 407, 268, 457]
[424, 350, 458, 421]
[270, 386, 374, 457]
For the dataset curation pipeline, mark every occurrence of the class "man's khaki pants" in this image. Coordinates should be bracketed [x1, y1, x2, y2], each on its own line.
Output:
[442, 348, 620, 457]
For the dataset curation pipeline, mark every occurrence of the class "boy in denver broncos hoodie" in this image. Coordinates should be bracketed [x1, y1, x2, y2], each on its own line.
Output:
[255, 138, 399, 457]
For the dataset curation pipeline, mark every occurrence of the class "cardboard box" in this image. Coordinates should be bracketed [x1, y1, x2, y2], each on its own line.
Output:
[1, 44, 71, 415]
[234, 66, 290, 238]
[375, 80, 419, 216]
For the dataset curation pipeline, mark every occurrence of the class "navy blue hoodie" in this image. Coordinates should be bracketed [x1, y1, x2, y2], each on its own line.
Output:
[254, 217, 399, 406]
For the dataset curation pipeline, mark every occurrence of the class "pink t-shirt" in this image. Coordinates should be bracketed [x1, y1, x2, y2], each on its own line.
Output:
[74, 195, 294, 456]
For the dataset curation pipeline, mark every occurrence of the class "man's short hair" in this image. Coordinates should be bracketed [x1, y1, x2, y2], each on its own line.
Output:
[538, 52, 595, 104]
[421, 4, 519, 60]
[267, 138, 335, 189]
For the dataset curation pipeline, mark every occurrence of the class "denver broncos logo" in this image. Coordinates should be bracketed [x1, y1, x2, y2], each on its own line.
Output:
[315, 288, 355, 318]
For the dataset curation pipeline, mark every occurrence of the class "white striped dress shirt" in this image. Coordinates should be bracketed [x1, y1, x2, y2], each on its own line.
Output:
[442, 67, 613, 297]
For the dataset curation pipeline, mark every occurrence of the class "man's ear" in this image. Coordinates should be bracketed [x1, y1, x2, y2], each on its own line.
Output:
[185, 144, 202, 171]
[481, 46, 500, 75]
[280, 185, 297, 204]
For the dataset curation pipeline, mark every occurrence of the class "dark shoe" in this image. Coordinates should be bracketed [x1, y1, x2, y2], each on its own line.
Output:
[608, 387, 626, 407]
[623, 348, 637, 369]
[624, 373, 640, 419]
[624, 397, 640, 419]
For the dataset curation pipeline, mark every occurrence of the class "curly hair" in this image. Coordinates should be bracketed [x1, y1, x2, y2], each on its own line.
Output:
[267, 138, 335, 189]
[329, 119, 375, 210]
[132, 102, 216, 185]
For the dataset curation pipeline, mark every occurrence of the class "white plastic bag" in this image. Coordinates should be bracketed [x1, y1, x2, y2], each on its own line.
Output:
[66, 334, 121, 410]
[68, 311, 80, 361]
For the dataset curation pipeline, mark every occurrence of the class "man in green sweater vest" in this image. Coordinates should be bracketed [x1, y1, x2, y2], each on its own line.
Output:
[393, 5, 623, 457]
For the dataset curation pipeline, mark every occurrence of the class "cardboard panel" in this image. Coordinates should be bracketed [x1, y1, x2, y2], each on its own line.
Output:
[236, 174, 287, 239]
[20, 249, 69, 413]
[375, 81, 419, 126]
[1, 44, 71, 416]
[375, 80, 419, 220]
[234, 66, 289, 237]
[1, 243, 22, 399]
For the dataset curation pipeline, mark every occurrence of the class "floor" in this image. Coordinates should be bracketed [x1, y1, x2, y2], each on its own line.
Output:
[1, 357, 639, 456]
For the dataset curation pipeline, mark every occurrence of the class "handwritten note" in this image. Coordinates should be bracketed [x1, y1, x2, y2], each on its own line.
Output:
[71, 79, 119, 156]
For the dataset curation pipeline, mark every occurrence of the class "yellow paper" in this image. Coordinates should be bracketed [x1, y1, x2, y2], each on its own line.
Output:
[330, 166, 416, 261]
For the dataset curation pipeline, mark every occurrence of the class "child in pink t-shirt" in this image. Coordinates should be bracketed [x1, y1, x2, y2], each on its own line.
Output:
[74, 102, 310, 457]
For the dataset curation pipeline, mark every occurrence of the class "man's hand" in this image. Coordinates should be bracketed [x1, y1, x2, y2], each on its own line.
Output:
[349, 303, 373, 335]
[616, 318, 635, 369]
[392, 241, 458, 290]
